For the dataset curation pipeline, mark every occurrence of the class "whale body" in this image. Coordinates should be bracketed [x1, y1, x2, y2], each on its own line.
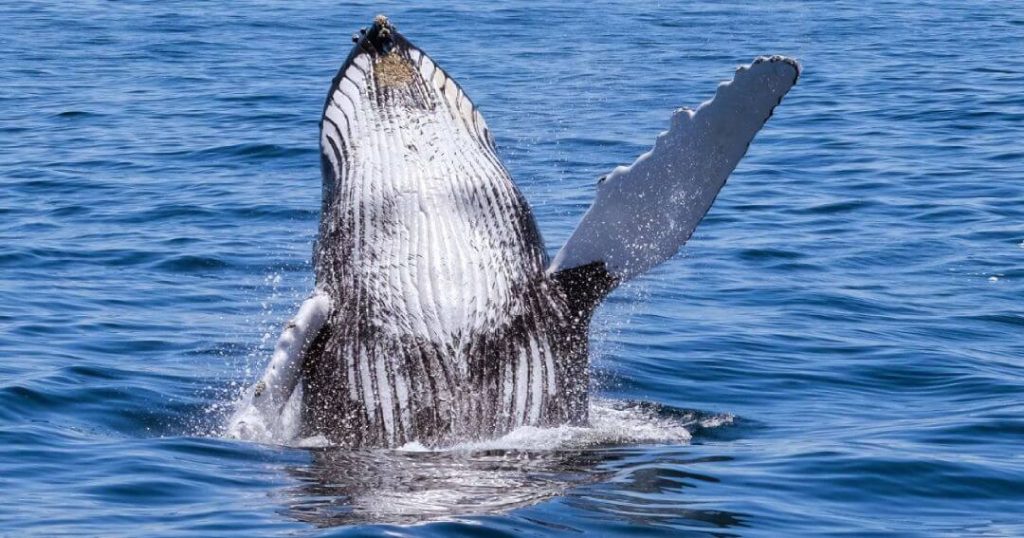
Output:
[229, 16, 799, 448]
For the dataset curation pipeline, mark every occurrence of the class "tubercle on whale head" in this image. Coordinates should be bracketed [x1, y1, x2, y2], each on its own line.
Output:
[351, 14, 400, 55]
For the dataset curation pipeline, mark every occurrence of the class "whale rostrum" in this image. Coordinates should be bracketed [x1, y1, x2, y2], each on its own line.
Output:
[228, 15, 799, 448]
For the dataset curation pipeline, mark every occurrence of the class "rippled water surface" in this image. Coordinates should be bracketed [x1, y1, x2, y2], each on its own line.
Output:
[3, 1, 1024, 536]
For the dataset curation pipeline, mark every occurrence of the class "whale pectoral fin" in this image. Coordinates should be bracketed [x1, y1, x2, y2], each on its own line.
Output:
[227, 290, 333, 439]
[550, 57, 800, 294]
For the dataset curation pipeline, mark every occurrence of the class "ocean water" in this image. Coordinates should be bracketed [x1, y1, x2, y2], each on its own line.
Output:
[3, 0, 1023, 535]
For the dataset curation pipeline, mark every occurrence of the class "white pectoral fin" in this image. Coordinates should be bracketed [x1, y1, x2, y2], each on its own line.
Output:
[226, 290, 332, 441]
[550, 56, 800, 281]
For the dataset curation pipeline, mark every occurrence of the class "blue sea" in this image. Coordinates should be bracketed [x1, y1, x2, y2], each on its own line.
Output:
[3, 1, 1023, 536]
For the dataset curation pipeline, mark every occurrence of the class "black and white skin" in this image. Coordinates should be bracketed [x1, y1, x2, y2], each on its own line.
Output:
[229, 15, 799, 448]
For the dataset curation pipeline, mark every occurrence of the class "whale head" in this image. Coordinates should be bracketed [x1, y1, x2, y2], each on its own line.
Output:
[312, 15, 545, 298]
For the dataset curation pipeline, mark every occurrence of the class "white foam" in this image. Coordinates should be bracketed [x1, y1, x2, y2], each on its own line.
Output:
[391, 400, 702, 453]
[281, 401, 722, 524]
[224, 379, 306, 445]
[223, 396, 719, 452]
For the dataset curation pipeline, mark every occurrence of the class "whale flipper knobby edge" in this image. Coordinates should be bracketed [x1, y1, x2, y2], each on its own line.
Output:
[550, 55, 800, 303]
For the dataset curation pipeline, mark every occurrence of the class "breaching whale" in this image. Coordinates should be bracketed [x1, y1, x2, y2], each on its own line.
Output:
[229, 15, 799, 447]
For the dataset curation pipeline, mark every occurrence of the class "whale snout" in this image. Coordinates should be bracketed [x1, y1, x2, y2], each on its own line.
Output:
[352, 14, 400, 56]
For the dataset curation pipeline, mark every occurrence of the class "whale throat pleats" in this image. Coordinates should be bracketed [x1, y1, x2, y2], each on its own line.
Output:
[305, 20, 588, 447]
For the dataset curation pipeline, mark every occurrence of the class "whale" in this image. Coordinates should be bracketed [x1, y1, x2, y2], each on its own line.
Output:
[228, 15, 799, 448]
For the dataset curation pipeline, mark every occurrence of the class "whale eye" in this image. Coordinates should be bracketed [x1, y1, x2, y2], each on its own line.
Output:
[597, 174, 608, 185]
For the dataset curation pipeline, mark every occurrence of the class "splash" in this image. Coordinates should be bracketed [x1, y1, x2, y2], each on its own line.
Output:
[408, 400, 700, 452]
[226, 391, 731, 451]
[224, 382, 305, 444]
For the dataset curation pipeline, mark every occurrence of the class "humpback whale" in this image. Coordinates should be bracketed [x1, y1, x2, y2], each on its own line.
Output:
[229, 15, 799, 448]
